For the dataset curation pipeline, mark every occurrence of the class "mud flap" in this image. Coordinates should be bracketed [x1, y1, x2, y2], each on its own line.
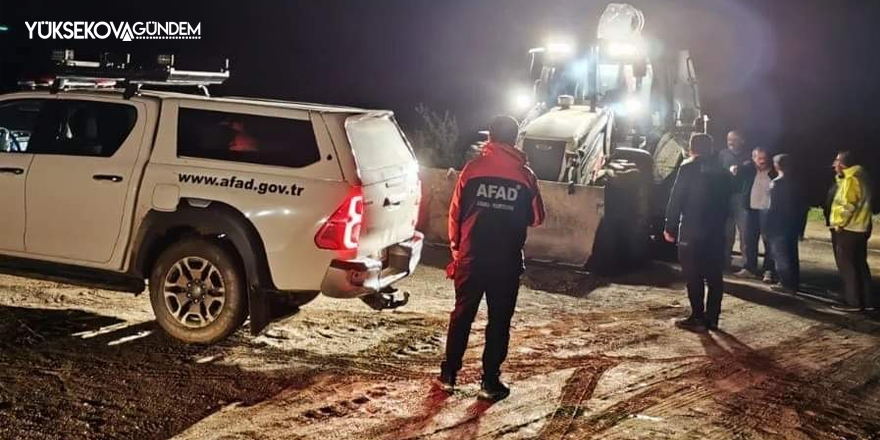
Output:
[248, 284, 270, 336]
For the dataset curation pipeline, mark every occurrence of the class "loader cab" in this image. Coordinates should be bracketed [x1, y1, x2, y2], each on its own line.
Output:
[525, 38, 653, 131]
[528, 45, 583, 109]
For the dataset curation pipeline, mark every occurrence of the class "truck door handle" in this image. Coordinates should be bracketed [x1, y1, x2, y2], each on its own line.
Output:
[93, 174, 123, 183]
[0, 167, 24, 175]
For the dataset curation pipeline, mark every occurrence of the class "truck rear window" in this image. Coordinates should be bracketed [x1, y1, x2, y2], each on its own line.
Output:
[177, 108, 320, 168]
[345, 114, 415, 172]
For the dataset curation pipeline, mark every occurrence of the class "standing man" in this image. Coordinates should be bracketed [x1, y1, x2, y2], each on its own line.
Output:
[829, 151, 875, 312]
[732, 148, 777, 283]
[439, 115, 545, 400]
[664, 134, 731, 332]
[765, 154, 800, 293]
[718, 130, 751, 271]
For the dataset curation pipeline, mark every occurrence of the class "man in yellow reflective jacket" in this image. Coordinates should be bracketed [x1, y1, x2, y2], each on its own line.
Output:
[829, 151, 875, 312]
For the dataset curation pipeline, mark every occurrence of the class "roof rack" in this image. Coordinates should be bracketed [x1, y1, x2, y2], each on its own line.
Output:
[20, 50, 230, 99]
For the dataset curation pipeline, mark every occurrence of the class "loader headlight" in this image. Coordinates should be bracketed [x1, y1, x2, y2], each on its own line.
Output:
[512, 89, 534, 111]
[599, 39, 644, 62]
[624, 98, 643, 116]
[547, 42, 574, 56]
[607, 42, 639, 57]
[544, 40, 576, 62]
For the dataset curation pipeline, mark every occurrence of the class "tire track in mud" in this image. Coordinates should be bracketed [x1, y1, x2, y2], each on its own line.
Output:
[710, 342, 880, 440]
[297, 384, 394, 423]
[346, 303, 705, 439]
[293, 319, 447, 380]
[345, 316, 880, 440]
[359, 384, 452, 440]
[532, 359, 619, 440]
[0, 329, 318, 440]
[263, 302, 681, 440]
[5, 253, 880, 440]
[537, 327, 880, 440]
[349, 304, 703, 440]
[0, 302, 451, 439]
[0, 301, 455, 440]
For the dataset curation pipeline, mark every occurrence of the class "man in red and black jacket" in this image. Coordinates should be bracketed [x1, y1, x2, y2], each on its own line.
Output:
[438, 116, 545, 401]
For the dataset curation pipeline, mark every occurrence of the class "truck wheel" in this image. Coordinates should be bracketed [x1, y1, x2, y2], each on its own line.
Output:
[149, 238, 247, 344]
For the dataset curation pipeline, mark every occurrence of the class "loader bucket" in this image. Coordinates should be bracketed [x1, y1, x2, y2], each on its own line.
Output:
[418, 167, 606, 267]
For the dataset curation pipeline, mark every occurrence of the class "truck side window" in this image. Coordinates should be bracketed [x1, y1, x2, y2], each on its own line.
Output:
[177, 108, 321, 168]
[0, 100, 47, 153]
[34, 101, 137, 157]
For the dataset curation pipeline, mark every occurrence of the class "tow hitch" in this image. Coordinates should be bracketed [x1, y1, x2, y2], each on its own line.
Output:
[360, 287, 410, 310]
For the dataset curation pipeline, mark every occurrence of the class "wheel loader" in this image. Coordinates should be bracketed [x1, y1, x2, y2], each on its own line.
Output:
[418, 3, 706, 272]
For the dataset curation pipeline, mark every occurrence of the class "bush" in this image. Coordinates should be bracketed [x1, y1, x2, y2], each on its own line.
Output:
[405, 104, 460, 169]
[808, 207, 880, 227]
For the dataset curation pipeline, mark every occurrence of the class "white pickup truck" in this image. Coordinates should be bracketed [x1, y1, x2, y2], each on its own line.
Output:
[0, 82, 423, 344]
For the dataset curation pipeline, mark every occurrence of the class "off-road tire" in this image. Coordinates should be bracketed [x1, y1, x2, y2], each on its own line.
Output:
[149, 237, 248, 344]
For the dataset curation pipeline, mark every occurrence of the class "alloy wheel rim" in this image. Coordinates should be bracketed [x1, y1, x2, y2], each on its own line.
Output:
[162, 257, 226, 328]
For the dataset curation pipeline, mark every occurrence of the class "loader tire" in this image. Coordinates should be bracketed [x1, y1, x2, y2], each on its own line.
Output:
[587, 148, 654, 273]
[609, 147, 653, 176]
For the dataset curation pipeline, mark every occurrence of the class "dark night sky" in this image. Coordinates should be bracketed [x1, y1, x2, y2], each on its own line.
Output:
[1, 0, 879, 201]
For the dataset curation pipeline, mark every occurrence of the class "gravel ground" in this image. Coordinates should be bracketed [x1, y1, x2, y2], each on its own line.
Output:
[0, 234, 878, 440]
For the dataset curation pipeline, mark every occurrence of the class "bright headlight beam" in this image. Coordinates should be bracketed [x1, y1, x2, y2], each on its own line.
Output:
[512, 90, 534, 111]
[547, 42, 574, 55]
[625, 98, 643, 115]
[607, 42, 639, 57]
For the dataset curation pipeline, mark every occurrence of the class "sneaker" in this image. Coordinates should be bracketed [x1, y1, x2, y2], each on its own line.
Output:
[830, 305, 863, 313]
[762, 271, 775, 284]
[436, 369, 456, 393]
[478, 375, 511, 401]
[733, 269, 757, 279]
[674, 316, 708, 333]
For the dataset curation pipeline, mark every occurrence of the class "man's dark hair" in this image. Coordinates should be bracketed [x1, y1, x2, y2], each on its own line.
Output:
[488, 115, 519, 146]
[837, 150, 855, 167]
[689, 133, 713, 156]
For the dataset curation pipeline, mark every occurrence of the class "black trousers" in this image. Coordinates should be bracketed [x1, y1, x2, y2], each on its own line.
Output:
[743, 209, 774, 275]
[442, 265, 520, 377]
[678, 237, 725, 325]
[832, 230, 874, 308]
[768, 233, 800, 290]
[724, 198, 748, 269]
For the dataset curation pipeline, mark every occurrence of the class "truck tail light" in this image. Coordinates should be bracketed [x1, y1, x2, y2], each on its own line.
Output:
[315, 189, 364, 250]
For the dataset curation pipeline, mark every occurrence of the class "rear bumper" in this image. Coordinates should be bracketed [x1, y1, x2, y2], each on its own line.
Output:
[320, 232, 424, 298]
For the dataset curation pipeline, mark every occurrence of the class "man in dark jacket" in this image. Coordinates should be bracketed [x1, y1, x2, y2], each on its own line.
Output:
[765, 154, 800, 293]
[439, 115, 546, 401]
[731, 148, 778, 282]
[665, 134, 731, 332]
[718, 130, 751, 270]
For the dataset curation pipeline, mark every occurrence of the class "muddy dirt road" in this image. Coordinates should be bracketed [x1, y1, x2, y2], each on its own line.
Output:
[1, 237, 879, 440]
